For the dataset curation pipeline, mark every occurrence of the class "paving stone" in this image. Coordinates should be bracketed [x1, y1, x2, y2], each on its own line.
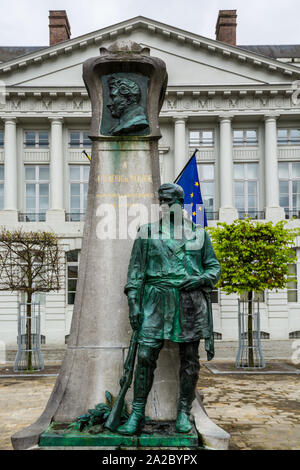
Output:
[1, 362, 299, 450]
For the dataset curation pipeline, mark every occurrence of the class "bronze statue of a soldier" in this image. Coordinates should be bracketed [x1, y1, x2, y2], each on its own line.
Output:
[117, 183, 221, 436]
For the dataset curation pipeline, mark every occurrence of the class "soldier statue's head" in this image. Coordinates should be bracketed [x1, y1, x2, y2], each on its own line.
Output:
[158, 183, 185, 208]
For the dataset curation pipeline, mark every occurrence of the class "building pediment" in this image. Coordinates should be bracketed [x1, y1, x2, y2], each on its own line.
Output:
[1, 16, 300, 90]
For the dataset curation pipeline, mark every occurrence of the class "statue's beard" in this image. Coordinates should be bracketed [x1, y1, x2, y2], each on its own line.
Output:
[107, 98, 128, 119]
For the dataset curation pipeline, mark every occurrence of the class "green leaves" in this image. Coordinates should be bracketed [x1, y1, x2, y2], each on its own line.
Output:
[207, 218, 300, 296]
[68, 390, 129, 433]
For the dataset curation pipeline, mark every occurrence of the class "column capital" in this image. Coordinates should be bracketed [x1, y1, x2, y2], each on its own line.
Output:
[218, 113, 234, 123]
[173, 116, 188, 123]
[264, 113, 280, 122]
[48, 116, 64, 124]
[3, 116, 17, 124]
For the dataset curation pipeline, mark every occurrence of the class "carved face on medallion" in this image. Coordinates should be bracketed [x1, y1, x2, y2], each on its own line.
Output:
[107, 77, 141, 118]
[102, 74, 149, 136]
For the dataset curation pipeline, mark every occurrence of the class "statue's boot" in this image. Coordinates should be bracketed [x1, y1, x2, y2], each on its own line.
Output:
[175, 401, 193, 433]
[117, 344, 160, 436]
[176, 341, 200, 434]
[117, 398, 146, 435]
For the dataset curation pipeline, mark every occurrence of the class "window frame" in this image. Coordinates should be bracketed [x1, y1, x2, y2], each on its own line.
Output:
[69, 130, 92, 149]
[233, 162, 260, 218]
[287, 248, 299, 304]
[24, 130, 49, 149]
[189, 129, 215, 148]
[233, 128, 258, 147]
[277, 128, 300, 146]
[24, 165, 50, 221]
[66, 250, 80, 305]
[0, 130, 4, 148]
[197, 163, 215, 217]
[279, 161, 300, 216]
[69, 165, 90, 218]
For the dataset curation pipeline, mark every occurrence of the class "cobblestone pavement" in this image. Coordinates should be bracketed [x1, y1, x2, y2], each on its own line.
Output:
[198, 363, 300, 450]
[0, 363, 299, 450]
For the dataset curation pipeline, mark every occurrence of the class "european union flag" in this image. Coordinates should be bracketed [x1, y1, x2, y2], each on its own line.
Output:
[175, 150, 207, 228]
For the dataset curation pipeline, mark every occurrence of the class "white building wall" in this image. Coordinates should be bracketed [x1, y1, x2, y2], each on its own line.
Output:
[0, 22, 300, 347]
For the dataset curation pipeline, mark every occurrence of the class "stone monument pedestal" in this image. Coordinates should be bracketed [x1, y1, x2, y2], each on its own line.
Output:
[11, 40, 230, 451]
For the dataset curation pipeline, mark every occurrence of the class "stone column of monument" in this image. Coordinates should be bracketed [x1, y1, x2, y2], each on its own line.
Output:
[12, 40, 229, 450]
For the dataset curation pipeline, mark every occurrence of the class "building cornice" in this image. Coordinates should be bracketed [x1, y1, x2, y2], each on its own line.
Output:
[1, 84, 297, 97]
[0, 16, 300, 79]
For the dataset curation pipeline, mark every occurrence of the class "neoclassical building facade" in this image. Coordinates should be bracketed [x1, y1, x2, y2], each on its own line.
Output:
[0, 12, 300, 350]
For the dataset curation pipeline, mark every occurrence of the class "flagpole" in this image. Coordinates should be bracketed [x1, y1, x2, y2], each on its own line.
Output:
[174, 149, 199, 184]
[82, 150, 91, 162]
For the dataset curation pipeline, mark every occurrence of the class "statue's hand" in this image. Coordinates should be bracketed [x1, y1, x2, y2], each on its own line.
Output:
[128, 299, 141, 331]
[180, 277, 203, 292]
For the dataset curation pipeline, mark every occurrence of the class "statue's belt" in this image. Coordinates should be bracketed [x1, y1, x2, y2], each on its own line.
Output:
[145, 277, 185, 289]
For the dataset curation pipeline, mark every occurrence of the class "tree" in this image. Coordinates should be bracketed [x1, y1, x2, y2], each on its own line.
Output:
[208, 218, 300, 367]
[0, 228, 64, 370]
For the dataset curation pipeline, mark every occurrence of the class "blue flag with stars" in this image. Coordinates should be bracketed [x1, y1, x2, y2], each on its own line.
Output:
[175, 152, 207, 228]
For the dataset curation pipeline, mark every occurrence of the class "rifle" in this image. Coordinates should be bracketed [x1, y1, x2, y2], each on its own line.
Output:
[105, 233, 149, 432]
[104, 329, 139, 431]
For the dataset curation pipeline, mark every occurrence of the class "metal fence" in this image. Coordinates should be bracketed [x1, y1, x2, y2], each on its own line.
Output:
[284, 210, 300, 220]
[65, 213, 86, 222]
[18, 213, 46, 222]
[235, 298, 265, 369]
[14, 302, 44, 372]
[238, 211, 266, 220]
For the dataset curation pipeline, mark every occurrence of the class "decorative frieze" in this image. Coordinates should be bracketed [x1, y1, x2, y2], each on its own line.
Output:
[161, 95, 300, 113]
[1, 92, 300, 116]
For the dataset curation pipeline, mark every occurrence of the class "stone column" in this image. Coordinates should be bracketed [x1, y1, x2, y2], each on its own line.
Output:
[47, 118, 65, 223]
[219, 114, 238, 223]
[1, 118, 18, 223]
[264, 114, 285, 221]
[174, 117, 187, 179]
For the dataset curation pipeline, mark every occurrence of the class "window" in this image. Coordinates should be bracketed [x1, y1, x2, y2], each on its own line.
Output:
[25, 165, 49, 221]
[24, 131, 49, 148]
[234, 163, 259, 219]
[279, 162, 300, 218]
[197, 164, 215, 220]
[233, 129, 258, 146]
[278, 128, 300, 145]
[0, 130, 4, 148]
[287, 250, 298, 303]
[69, 131, 92, 148]
[189, 130, 214, 147]
[287, 264, 298, 303]
[21, 291, 46, 305]
[0, 165, 4, 210]
[67, 250, 80, 305]
[69, 165, 90, 221]
[289, 331, 300, 339]
[213, 332, 222, 340]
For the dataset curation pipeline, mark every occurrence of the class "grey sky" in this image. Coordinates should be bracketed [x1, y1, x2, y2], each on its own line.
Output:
[0, 0, 299, 47]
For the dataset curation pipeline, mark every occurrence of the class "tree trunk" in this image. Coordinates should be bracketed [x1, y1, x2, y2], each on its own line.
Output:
[26, 291, 32, 370]
[248, 291, 254, 367]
